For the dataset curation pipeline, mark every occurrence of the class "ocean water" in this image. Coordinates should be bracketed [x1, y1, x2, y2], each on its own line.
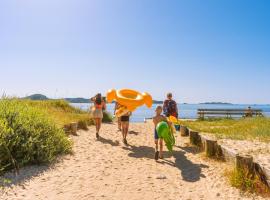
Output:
[71, 103, 270, 122]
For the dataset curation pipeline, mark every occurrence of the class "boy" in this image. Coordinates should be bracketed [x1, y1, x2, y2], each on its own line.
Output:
[153, 106, 168, 160]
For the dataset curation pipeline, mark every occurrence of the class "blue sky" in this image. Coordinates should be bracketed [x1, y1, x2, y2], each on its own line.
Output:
[0, 0, 269, 103]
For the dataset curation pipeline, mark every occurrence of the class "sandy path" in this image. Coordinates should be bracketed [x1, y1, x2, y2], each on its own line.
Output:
[0, 122, 266, 200]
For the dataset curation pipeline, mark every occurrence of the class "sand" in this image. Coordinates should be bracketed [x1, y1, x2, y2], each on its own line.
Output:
[0, 122, 267, 200]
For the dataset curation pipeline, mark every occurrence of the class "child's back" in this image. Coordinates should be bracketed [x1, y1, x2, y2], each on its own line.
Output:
[153, 114, 167, 127]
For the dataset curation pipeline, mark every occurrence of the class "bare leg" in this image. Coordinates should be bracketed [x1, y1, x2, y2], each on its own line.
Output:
[154, 139, 159, 160]
[95, 118, 102, 139]
[124, 122, 129, 139]
[155, 140, 158, 152]
[121, 122, 128, 145]
[94, 118, 99, 133]
[159, 139, 164, 159]
[118, 118, 122, 131]
[97, 118, 102, 133]
[121, 122, 125, 140]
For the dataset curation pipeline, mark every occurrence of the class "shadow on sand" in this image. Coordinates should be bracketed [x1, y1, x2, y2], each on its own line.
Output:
[123, 144, 208, 182]
[1, 164, 53, 188]
[98, 136, 120, 146]
[128, 131, 139, 135]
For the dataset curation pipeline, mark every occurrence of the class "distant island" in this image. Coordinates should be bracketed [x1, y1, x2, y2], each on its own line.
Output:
[153, 100, 163, 104]
[200, 102, 233, 105]
[24, 94, 90, 103]
[23, 94, 49, 100]
[24, 94, 164, 104]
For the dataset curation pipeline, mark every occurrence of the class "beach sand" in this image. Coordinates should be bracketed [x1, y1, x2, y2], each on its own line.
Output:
[0, 122, 266, 200]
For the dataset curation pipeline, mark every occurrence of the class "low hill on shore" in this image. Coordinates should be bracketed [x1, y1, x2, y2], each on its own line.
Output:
[24, 94, 163, 104]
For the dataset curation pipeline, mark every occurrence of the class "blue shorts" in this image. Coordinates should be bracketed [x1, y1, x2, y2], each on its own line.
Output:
[154, 129, 159, 140]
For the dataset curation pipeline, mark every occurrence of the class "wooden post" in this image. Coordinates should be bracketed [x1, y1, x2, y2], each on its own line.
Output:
[205, 138, 217, 157]
[235, 154, 254, 177]
[70, 122, 78, 135]
[216, 144, 224, 159]
[63, 124, 71, 134]
[180, 126, 189, 137]
[190, 131, 201, 146]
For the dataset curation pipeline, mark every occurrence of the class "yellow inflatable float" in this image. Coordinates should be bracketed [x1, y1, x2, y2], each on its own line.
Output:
[107, 89, 153, 117]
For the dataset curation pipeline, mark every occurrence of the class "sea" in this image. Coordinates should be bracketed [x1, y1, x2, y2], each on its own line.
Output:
[71, 103, 270, 123]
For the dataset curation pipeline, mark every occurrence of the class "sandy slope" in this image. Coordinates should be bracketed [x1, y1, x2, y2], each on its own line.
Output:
[0, 122, 266, 200]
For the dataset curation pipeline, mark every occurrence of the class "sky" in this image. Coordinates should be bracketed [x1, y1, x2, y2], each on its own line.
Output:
[0, 0, 269, 104]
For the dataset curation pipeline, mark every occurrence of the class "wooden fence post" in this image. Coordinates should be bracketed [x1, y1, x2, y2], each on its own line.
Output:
[180, 126, 189, 137]
[190, 131, 201, 146]
[235, 154, 254, 177]
[70, 122, 78, 135]
[205, 138, 217, 157]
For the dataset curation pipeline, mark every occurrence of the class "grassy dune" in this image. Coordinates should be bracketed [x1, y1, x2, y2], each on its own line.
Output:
[0, 99, 112, 175]
[25, 99, 94, 129]
[180, 117, 270, 141]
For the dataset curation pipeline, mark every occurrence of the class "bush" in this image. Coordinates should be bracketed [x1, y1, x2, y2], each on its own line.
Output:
[228, 168, 270, 195]
[0, 99, 72, 174]
[77, 118, 94, 130]
[102, 111, 113, 123]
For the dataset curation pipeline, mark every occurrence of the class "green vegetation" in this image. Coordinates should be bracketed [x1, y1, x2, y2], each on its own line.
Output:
[0, 98, 112, 175]
[226, 168, 270, 196]
[24, 99, 94, 129]
[180, 117, 270, 141]
[0, 99, 72, 174]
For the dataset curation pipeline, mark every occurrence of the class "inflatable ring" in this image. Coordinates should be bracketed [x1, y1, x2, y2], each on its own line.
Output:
[156, 121, 175, 152]
[115, 104, 130, 118]
[107, 89, 153, 112]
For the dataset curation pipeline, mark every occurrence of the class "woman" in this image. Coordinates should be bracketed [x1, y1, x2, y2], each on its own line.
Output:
[91, 93, 106, 139]
[120, 112, 131, 145]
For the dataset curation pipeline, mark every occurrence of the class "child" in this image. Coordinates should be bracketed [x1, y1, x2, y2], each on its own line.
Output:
[153, 106, 168, 160]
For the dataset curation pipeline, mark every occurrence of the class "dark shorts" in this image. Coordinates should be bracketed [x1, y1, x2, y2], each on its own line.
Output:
[175, 125, 180, 131]
[120, 116, 130, 122]
[154, 129, 159, 140]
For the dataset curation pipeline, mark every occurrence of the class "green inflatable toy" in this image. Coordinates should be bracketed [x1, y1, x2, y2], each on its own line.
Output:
[156, 121, 175, 152]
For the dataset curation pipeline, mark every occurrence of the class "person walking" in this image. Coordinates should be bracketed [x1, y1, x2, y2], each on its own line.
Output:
[91, 93, 106, 139]
[163, 93, 178, 118]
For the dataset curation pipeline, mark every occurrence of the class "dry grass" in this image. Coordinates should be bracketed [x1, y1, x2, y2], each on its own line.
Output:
[24, 99, 93, 128]
[180, 117, 270, 141]
[225, 167, 270, 197]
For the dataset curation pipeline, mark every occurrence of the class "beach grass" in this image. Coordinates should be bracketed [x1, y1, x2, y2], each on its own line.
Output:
[23, 99, 113, 129]
[180, 117, 270, 141]
[0, 98, 112, 175]
[24, 99, 93, 129]
[225, 167, 270, 196]
[0, 99, 72, 174]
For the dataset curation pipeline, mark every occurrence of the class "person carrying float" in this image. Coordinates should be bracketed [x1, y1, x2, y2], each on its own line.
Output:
[107, 89, 152, 145]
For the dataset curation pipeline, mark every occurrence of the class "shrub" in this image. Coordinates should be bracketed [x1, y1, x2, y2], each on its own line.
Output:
[226, 167, 270, 196]
[77, 118, 94, 130]
[0, 99, 72, 174]
[103, 111, 113, 123]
